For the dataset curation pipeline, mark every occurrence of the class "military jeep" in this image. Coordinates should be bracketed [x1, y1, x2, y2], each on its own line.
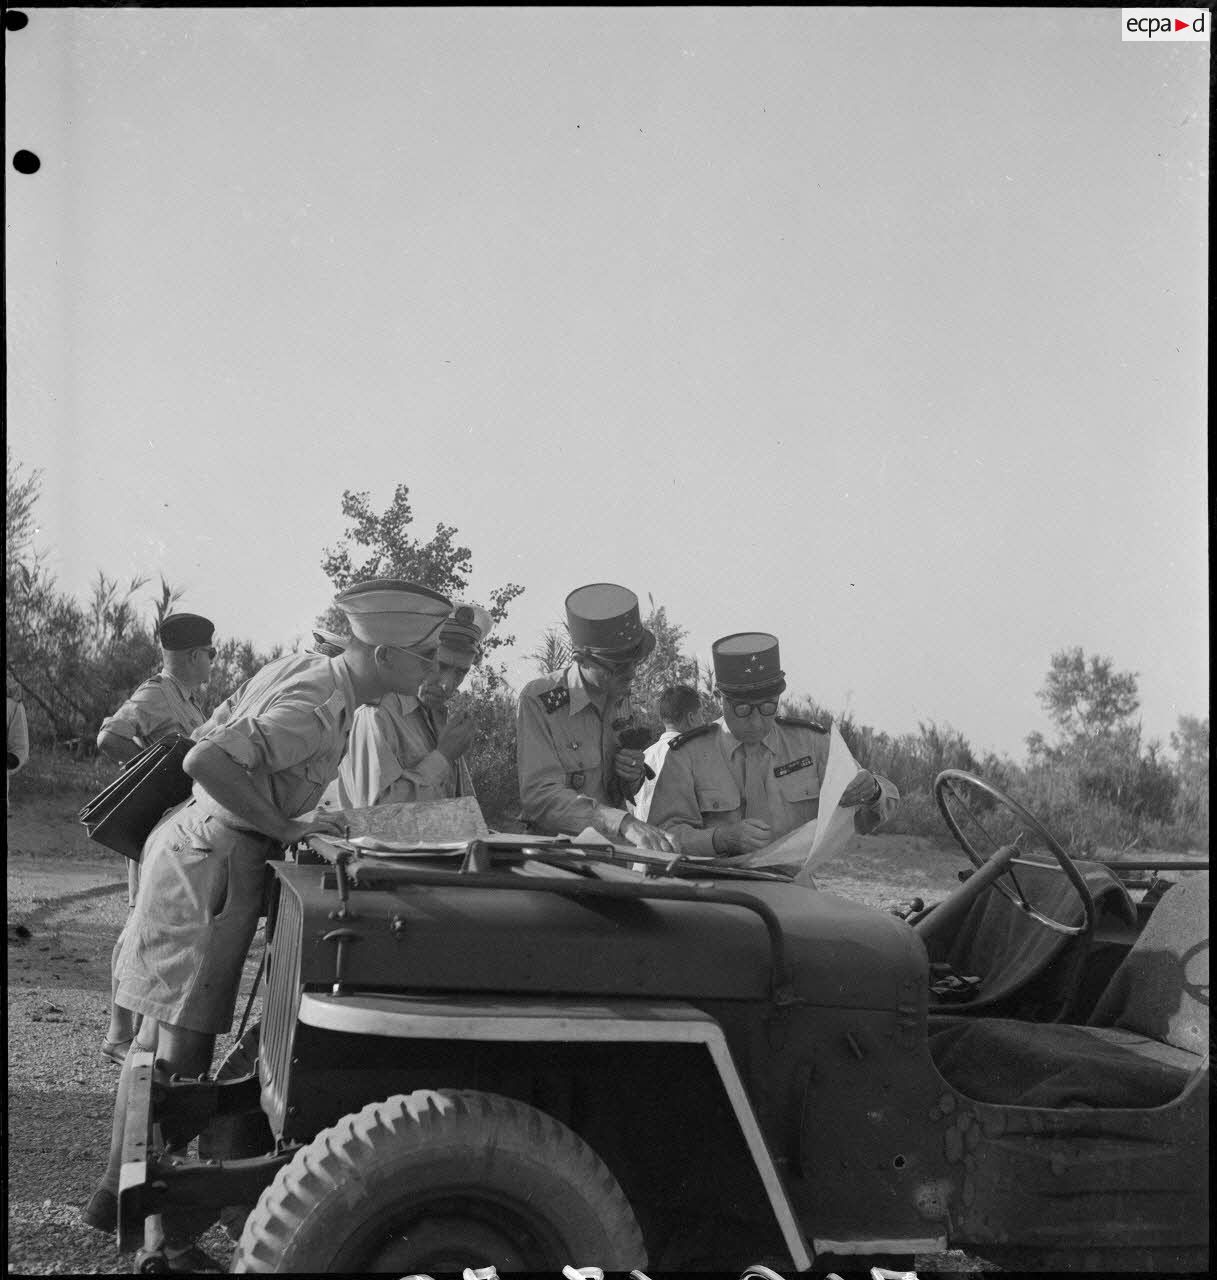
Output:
[117, 771, 1209, 1272]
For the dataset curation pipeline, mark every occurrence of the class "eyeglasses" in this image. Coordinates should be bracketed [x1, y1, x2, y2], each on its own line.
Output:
[389, 643, 438, 662]
[730, 699, 778, 718]
[199, 647, 217, 660]
[586, 653, 638, 677]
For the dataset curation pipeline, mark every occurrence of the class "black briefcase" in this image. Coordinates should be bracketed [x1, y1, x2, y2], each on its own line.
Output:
[79, 734, 195, 860]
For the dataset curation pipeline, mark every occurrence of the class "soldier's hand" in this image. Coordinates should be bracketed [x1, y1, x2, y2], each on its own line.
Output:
[714, 819, 773, 855]
[281, 809, 348, 845]
[840, 769, 881, 808]
[619, 814, 675, 853]
[418, 683, 446, 712]
[613, 748, 645, 785]
[436, 711, 477, 762]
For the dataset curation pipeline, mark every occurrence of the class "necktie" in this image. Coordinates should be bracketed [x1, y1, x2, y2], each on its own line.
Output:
[420, 705, 439, 749]
[421, 705, 462, 795]
[740, 742, 771, 825]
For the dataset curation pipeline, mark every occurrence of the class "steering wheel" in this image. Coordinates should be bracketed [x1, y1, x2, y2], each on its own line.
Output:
[922, 769, 1095, 940]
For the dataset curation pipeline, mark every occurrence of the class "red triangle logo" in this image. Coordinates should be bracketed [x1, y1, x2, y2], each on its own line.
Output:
[1174, 18, 1189, 31]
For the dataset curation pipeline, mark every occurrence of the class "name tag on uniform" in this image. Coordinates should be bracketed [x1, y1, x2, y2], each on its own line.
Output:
[774, 756, 814, 778]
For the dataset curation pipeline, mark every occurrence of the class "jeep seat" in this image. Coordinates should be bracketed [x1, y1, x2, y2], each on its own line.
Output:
[927, 873, 1208, 1108]
[925, 858, 1137, 1019]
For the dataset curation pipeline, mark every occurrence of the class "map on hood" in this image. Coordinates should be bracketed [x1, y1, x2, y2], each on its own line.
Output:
[335, 795, 490, 848]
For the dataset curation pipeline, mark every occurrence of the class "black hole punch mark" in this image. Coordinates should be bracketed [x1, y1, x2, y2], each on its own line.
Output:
[13, 150, 41, 174]
[6, 10, 30, 31]
[892, 1153, 907, 1169]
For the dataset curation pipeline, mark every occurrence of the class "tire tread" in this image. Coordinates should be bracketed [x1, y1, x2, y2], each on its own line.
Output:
[232, 1089, 644, 1273]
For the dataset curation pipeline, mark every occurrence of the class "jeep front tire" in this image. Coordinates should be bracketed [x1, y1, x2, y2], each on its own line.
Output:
[231, 1088, 647, 1272]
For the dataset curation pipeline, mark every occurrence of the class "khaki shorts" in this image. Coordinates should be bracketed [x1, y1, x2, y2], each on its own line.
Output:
[114, 803, 279, 1035]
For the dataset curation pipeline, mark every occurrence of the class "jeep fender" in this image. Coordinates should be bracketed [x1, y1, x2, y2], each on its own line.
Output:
[298, 992, 814, 1271]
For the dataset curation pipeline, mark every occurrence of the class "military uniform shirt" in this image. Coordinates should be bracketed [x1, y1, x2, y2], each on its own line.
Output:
[98, 671, 206, 750]
[327, 692, 472, 810]
[190, 652, 359, 827]
[204, 653, 298, 732]
[647, 717, 899, 857]
[517, 665, 639, 837]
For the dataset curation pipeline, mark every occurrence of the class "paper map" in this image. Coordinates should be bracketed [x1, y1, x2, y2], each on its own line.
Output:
[336, 795, 489, 846]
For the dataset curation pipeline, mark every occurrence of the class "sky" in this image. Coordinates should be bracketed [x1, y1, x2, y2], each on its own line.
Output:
[6, 7, 1209, 762]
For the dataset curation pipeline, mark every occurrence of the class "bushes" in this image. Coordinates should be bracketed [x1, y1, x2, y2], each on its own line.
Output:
[774, 695, 1207, 853]
[9, 746, 115, 805]
[1171, 716, 1209, 830]
[454, 683, 522, 829]
[202, 637, 285, 715]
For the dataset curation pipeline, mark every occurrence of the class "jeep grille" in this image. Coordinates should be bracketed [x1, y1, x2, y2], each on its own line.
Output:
[260, 884, 303, 1135]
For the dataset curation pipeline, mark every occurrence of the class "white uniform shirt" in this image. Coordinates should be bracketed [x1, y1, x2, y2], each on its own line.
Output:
[629, 729, 679, 823]
[326, 692, 472, 810]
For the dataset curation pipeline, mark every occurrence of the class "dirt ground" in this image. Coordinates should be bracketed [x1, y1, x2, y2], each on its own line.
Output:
[7, 799, 266, 1275]
[4, 790, 994, 1275]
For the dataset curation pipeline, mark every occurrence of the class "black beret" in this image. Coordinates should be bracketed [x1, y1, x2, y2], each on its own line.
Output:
[157, 613, 215, 651]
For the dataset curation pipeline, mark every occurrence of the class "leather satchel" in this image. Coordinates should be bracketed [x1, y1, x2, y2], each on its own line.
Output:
[79, 733, 195, 860]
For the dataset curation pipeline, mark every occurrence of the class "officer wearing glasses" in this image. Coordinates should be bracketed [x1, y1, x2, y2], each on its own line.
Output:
[647, 632, 898, 857]
[517, 583, 674, 852]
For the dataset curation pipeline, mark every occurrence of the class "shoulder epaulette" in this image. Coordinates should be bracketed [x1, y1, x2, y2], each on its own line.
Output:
[538, 685, 571, 714]
[669, 722, 719, 750]
[130, 674, 169, 699]
[777, 716, 828, 732]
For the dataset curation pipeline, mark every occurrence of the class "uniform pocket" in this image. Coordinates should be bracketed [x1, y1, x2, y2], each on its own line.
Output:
[695, 784, 738, 814]
[775, 767, 819, 805]
[554, 739, 602, 775]
[305, 755, 339, 786]
[162, 840, 230, 924]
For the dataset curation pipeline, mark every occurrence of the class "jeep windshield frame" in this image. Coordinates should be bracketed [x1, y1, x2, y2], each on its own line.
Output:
[307, 831, 796, 883]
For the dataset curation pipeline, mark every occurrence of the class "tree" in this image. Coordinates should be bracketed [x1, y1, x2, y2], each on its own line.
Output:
[202, 636, 285, 716]
[1030, 649, 1194, 828]
[629, 600, 702, 720]
[1170, 714, 1210, 828]
[527, 626, 573, 676]
[1037, 647, 1140, 747]
[318, 486, 523, 664]
[1171, 714, 1209, 774]
[6, 555, 160, 751]
[6, 447, 41, 570]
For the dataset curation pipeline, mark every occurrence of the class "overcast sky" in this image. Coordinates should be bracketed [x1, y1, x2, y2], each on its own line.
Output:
[6, 7, 1209, 760]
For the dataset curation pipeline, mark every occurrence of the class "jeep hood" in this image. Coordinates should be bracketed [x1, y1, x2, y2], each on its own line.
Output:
[275, 865, 928, 1013]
